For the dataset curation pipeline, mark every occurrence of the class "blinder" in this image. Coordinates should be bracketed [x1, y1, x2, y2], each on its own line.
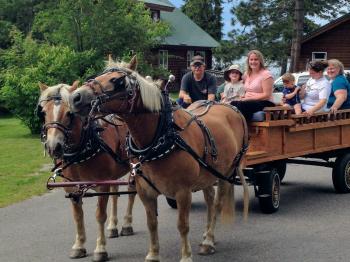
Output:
[36, 104, 45, 123]
[37, 95, 75, 143]
[85, 67, 138, 108]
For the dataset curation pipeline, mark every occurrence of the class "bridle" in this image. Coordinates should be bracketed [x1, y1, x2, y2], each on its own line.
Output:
[84, 67, 140, 114]
[37, 94, 75, 144]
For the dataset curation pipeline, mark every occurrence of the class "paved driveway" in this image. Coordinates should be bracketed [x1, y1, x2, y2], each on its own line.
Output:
[1, 163, 350, 262]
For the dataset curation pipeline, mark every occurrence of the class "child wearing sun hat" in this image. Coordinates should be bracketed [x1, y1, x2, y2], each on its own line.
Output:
[221, 64, 245, 103]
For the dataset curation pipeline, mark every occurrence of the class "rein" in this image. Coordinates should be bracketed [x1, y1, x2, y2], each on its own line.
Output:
[85, 69, 249, 191]
[38, 94, 129, 183]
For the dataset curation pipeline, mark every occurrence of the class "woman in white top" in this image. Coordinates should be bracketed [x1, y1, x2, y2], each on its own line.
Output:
[300, 60, 331, 116]
[221, 64, 245, 103]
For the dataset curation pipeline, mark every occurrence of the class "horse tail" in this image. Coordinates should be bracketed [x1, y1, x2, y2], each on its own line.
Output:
[236, 166, 249, 221]
[217, 180, 235, 224]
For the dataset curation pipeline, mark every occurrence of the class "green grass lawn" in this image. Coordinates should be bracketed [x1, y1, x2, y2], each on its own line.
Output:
[0, 116, 51, 207]
[169, 91, 178, 101]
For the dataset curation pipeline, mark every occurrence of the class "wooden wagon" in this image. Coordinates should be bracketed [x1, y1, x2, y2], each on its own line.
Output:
[243, 107, 350, 213]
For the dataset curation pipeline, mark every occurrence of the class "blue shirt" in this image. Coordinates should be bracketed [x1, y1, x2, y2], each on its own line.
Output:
[283, 86, 300, 106]
[327, 74, 350, 109]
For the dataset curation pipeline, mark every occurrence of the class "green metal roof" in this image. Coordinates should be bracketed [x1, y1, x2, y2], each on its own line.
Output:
[157, 0, 220, 48]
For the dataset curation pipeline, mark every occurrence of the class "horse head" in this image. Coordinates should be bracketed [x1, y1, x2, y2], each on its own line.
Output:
[37, 81, 81, 159]
[69, 56, 163, 118]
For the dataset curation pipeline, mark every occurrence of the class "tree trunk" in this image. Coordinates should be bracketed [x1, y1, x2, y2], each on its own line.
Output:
[280, 57, 288, 75]
[289, 0, 304, 73]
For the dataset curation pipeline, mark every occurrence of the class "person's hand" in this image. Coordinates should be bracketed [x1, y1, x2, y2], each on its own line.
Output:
[183, 94, 192, 104]
[295, 86, 301, 92]
[329, 106, 338, 114]
[282, 96, 286, 104]
[303, 110, 314, 117]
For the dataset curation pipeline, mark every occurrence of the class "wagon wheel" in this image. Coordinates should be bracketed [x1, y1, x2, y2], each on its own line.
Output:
[257, 169, 280, 214]
[165, 197, 177, 209]
[275, 161, 287, 182]
[332, 153, 350, 193]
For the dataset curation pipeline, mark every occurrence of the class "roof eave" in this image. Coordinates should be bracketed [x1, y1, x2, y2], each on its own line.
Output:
[302, 14, 350, 44]
[144, 3, 174, 12]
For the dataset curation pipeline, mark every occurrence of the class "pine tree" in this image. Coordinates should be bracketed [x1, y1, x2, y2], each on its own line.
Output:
[225, 0, 349, 73]
[182, 0, 223, 41]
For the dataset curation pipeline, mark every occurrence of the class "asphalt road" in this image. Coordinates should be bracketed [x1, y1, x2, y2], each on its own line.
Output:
[1, 163, 350, 262]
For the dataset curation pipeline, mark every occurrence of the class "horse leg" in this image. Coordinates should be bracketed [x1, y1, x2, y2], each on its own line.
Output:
[70, 199, 87, 258]
[120, 183, 136, 236]
[199, 186, 216, 255]
[176, 190, 193, 262]
[137, 182, 160, 262]
[107, 185, 119, 238]
[93, 194, 109, 262]
[216, 179, 235, 224]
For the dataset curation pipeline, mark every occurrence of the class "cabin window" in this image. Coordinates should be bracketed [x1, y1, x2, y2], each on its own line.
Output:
[312, 52, 327, 61]
[159, 50, 168, 69]
[186, 51, 206, 68]
[151, 10, 160, 22]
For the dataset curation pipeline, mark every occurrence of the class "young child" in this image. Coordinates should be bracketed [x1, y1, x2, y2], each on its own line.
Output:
[281, 73, 302, 114]
[221, 64, 245, 104]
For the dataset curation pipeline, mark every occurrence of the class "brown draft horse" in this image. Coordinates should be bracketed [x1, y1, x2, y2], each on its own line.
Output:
[69, 57, 249, 262]
[38, 83, 136, 262]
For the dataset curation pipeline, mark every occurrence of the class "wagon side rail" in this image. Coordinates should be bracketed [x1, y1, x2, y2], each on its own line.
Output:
[245, 108, 350, 166]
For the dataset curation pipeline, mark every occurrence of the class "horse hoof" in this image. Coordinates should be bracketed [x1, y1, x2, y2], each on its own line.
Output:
[145, 253, 160, 262]
[180, 257, 193, 262]
[120, 226, 134, 236]
[93, 252, 108, 262]
[107, 228, 119, 238]
[69, 248, 87, 259]
[198, 244, 216, 256]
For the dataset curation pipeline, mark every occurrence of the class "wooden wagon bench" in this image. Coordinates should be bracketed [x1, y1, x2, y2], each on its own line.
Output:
[242, 107, 350, 213]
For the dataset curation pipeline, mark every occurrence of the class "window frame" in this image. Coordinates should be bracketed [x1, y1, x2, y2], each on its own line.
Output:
[159, 50, 168, 69]
[312, 52, 327, 61]
[150, 9, 160, 22]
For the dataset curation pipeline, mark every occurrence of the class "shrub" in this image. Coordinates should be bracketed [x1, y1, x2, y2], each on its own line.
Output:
[0, 32, 102, 134]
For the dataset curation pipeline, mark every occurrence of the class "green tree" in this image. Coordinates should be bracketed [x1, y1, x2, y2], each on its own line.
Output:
[0, 30, 101, 134]
[31, 0, 170, 58]
[182, 0, 223, 41]
[227, 0, 349, 73]
[0, 0, 55, 35]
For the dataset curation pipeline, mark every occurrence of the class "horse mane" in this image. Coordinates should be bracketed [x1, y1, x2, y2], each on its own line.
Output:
[105, 60, 163, 112]
[39, 84, 71, 105]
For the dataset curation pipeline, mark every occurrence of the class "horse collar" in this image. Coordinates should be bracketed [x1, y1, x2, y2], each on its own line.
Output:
[126, 92, 177, 162]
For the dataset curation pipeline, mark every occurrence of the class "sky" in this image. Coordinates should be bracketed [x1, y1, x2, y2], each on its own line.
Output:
[169, 0, 339, 39]
[170, 0, 234, 38]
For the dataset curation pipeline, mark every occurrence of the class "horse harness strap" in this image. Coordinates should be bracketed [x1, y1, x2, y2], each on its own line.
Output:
[51, 119, 128, 176]
[126, 94, 249, 192]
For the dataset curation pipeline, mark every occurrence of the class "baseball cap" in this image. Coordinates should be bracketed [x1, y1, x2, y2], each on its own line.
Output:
[190, 55, 205, 66]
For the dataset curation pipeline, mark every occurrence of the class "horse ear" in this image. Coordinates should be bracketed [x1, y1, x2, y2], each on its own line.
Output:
[39, 82, 48, 92]
[128, 55, 138, 71]
[69, 80, 80, 92]
[108, 54, 113, 63]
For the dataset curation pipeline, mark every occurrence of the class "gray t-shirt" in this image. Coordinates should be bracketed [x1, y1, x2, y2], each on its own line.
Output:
[180, 72, 217, 102]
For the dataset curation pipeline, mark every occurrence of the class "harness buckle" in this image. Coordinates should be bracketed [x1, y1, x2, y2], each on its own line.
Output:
[53, 168, 63, 178]
[130, 162, 142, 177]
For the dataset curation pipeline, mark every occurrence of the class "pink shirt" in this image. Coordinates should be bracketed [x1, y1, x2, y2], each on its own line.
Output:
[243, 69, 273, 101]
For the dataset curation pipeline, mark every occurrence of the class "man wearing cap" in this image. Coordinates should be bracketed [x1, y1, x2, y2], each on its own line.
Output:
[178, 55, 217, 108]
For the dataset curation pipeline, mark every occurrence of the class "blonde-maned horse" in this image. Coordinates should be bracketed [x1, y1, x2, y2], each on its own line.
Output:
[38, 82, 136, 262]
[69, 56, 249, 262]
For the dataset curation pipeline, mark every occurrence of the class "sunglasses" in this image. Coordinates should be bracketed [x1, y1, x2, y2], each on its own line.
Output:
[282, 80, 290, 84]
[192, 63, 203, 68]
